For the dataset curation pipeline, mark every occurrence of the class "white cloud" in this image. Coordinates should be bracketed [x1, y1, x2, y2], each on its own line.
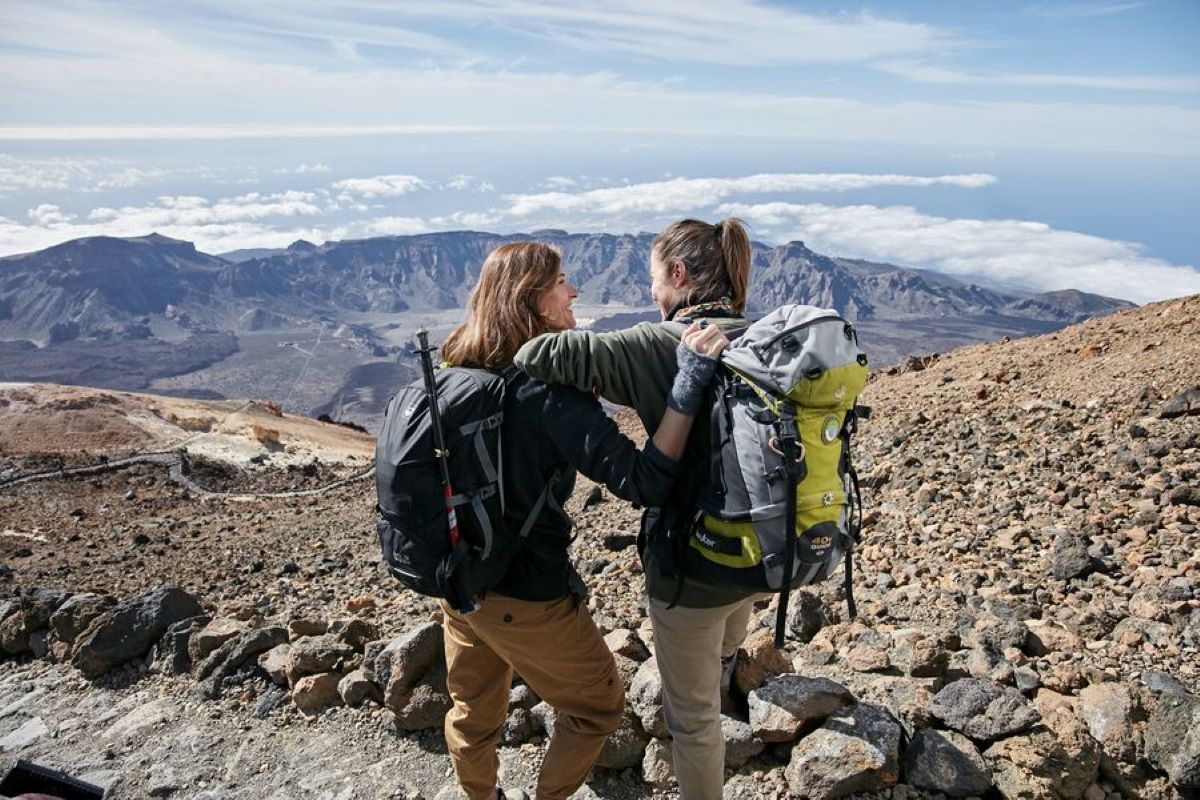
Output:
[541, 176, 578, 190]
[505, 173, 997, 217]
[358, 216, 431, 236]
[27, 203, 74, 225]
[444, 174, 495, 192]
[275, 162, 333, 175]
[879, 60, 1200, 93]
[715, 201, 1200, 304]
[331, 174, 428, 198]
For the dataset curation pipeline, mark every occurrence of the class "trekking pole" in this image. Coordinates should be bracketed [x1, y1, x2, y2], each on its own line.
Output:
[415, 329, 462, 553]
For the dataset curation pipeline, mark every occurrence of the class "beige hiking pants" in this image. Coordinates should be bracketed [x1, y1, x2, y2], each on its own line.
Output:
[441, 594, 624, 800]
[649, 595, 758, 800]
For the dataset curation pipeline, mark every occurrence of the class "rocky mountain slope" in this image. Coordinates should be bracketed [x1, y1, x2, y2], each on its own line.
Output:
[1, 232, 1131, 342]
[0, 292, 1193, 798]
[0, 231, 1134, 426]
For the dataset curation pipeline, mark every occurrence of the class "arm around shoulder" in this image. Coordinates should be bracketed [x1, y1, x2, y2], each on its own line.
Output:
[514, 325, 664, 409]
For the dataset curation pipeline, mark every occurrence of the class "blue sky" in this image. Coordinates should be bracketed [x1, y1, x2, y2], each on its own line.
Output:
[1, 0, 1198, 302]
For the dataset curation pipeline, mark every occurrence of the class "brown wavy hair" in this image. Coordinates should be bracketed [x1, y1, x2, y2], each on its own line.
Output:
[441, 242, 563, 368]
[653, 217, 752, 312]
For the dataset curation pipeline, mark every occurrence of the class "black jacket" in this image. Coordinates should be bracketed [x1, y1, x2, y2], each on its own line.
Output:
[491, 371, 679, 601]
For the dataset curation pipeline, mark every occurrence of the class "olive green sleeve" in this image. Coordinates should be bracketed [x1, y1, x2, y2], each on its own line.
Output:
[514, 324, 674, 416]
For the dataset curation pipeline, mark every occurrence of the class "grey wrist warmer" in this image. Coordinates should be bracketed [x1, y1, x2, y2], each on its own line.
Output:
[668, 343, 719, 415]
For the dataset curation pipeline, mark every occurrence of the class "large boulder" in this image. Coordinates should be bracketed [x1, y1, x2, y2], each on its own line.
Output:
[748, 675, 854, 742]
[71, 586, 204, 678]
[930, 678, 1041, 743]
[785, 703, 902, 799]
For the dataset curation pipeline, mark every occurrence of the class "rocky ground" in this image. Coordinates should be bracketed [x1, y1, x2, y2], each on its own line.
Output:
[1, 294, 1198, 799]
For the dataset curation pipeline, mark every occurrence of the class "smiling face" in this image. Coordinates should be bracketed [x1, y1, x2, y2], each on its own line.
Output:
[538, 266, 579, 331]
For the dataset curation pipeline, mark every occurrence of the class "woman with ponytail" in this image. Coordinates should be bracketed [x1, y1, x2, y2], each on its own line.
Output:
[515, 218, 758, 800]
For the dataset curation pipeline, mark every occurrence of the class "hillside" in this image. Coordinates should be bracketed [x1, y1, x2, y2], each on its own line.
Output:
[0, 295, 1196, 798]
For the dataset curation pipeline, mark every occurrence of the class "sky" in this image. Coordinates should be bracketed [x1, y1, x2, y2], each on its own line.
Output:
[1, 1, 1198, 303]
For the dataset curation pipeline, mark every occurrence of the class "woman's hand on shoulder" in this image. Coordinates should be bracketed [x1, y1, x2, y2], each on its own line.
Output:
[680, 320, 729, 360]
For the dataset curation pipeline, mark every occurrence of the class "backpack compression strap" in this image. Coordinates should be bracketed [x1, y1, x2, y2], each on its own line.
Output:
[773, 401, 805, 649]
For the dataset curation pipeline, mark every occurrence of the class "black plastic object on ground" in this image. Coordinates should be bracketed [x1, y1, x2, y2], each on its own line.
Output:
[0, 759, 105, 800]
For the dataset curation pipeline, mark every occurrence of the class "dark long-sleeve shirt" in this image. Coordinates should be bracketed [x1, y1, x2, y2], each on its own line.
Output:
[491, 371, 680, 601]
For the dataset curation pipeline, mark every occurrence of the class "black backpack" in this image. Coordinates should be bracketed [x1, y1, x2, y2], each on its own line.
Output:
[375, 366, 560, 610]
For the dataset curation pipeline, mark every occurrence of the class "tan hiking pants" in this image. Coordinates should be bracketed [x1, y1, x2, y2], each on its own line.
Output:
[649, 595, 759, 800]
[441, 593, 624, 800]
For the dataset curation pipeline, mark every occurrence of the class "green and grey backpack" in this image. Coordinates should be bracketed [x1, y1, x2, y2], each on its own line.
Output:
[684, 305, 870, 646]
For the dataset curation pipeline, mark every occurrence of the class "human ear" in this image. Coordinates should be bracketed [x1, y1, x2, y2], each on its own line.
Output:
[672, 261, 689, 288]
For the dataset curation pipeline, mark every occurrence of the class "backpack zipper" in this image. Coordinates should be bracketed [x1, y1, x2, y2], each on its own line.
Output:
[753, 314, 847, 353]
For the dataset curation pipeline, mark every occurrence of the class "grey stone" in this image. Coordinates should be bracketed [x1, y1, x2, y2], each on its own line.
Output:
[0, 588, 70, 654]
[595, 710, 649, 769]
[722, 714, 766, 768]
[501, 706, 537, 746]
[785, 703, 902, 799]
[748, 675, 854, 742]
[393, 666, 453, 732]
[1078, 683, 1141, 765]
[508, 683, 540, 710]
[72, 585, 205, 678]
[905, 728, 993, 798]
[154, 615, 210, 675]
[328, 616, 379, 650]
[1158, 385, 1200, 419]
[642, 738, 675, 791]
[286, 633, 356, 680]
[0, 716, 49, 750]
[1144, 692, 1200, 789]
[786, 590, 828, 642]
[1051, 529, 1094, 581]
[376, 622, 444, 708]
[194, 625, 288, 698]
[1142, 670, 1188, 696]
[629, 658, 668, 738]
[889, 630, 950, 678]
[188, 617, 248, 664]
[50, 593, 116, 647]
[338, 668, 382, 707]
[929, 678, 1041, 743]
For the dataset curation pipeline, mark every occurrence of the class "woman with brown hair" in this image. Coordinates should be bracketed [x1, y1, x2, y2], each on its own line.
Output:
[436, 241, 728, 800]
[515, 218, 757, 800]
